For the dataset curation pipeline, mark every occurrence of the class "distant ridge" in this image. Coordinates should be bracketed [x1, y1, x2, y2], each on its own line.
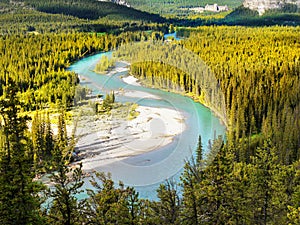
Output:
[20, 0, 165, 22]
[97, 0, 131, 8]
[243, 0, 300, 15]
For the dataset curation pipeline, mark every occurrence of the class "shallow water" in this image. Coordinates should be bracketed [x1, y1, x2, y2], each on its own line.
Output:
[68, 38, 226, 200]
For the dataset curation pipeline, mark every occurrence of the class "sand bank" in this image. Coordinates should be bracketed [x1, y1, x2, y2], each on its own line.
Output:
[116, 89, 161, 100]
[122, 75, 141, 86]
[74, 104, 185, 171]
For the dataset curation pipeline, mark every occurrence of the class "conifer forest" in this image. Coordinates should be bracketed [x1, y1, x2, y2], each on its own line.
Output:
[0, 0, 299, 224]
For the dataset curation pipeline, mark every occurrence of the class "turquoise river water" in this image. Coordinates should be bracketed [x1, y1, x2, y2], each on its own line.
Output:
[68, 45, 226, 200]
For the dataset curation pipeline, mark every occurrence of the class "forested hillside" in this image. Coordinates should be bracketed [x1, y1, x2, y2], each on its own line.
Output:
[179, 26, 300, 164]
[223, 5, 300, 26]
[0, 0, 167, 108]
[0, 32, 152, 110]
[21, 0, 165, 21]
[122, 26, 300, 164]
[127, 0, 243, 15]
[113, 26, 300, 224]
[0, 0, 299, 224]
[0, 0, 167, 34]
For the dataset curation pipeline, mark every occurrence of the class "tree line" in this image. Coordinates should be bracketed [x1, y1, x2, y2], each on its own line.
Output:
[126, 0, 243, 16]
[0, 12, 299, 223]
[118, 26, 300, 165]
[0, 0, 168, 35]
[0, 31, 152, 110]
[179, 26, 300, 164]
[1, 88, 299, 224]
[21, 0, 166, 22]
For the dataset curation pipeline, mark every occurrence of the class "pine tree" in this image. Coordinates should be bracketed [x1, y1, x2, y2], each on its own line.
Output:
[181, 159, 203, 225]
[44, 112, 54, 159]
[247, 140, 290, 224]
[87, 172, 133, 224]
[57, 111, 68, 152]
[0, 82, 44, 224]
[31, 111, 45, 172]
[196, 135, 203, 165]
[196, 142, 250, 224]
[46, 162, 86, 225]
[126, 187, 141, 225]
[180, 135, 204, 225]
[154, 180, 181, 225]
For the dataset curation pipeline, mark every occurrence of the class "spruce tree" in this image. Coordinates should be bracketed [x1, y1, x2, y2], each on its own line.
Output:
[181, 159, 202, 225]
[196, 142, 250, 224]
[196, 135, 203, 165]
[0, 82, 44, 224]
[44, 112, 54, 159]
[31, 111, 45, 172]
[57, 111, 68, 152]
[46, 161, 86, 225]
[247, 140, 289, 224]
[87, 172, 133, 224]
[180, 135, 204, 225]
[155, 180, 181, 225]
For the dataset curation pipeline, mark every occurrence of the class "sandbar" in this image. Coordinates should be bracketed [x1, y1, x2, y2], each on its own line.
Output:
[122, 75, 141, 86]
[74, 104, 186, 171]
[116, 89, 161, 100]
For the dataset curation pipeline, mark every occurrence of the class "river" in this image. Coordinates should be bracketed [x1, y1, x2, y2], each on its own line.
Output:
[68, 36, 226, 200]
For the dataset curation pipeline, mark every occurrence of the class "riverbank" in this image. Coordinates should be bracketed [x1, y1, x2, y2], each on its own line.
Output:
[122, 75, 228, 128]
[68, 51, 226, 195]
[73, 57, 226, 172]
[73, 101, 186, 171]
[73, 59, 187, 170]
[122, 75, 141, 86]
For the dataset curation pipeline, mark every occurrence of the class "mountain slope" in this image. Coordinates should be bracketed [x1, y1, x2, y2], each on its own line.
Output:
[21, 0, 165, 22]
[243, 0, 300, 15]
[224, 2, 300, 26]
[126, 0, 243, 15]
[0, 0, 168, 34]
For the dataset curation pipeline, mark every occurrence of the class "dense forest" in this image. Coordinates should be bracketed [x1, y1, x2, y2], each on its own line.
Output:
[1, 94, 299, 224]
[0, 0, 300, 224]
[1, 0, 298, 35]
[21, 0, 165, 22]
[0, 0, 167, 34]
[222, 5, 300, 26]
[114, 26, 300, 223]
[180, 26, 300, 164]
[125, 0, 299, 26]
[120, 26, 300, 164]
[0, 31, 153, 110]
[126, 0, 243, 15]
